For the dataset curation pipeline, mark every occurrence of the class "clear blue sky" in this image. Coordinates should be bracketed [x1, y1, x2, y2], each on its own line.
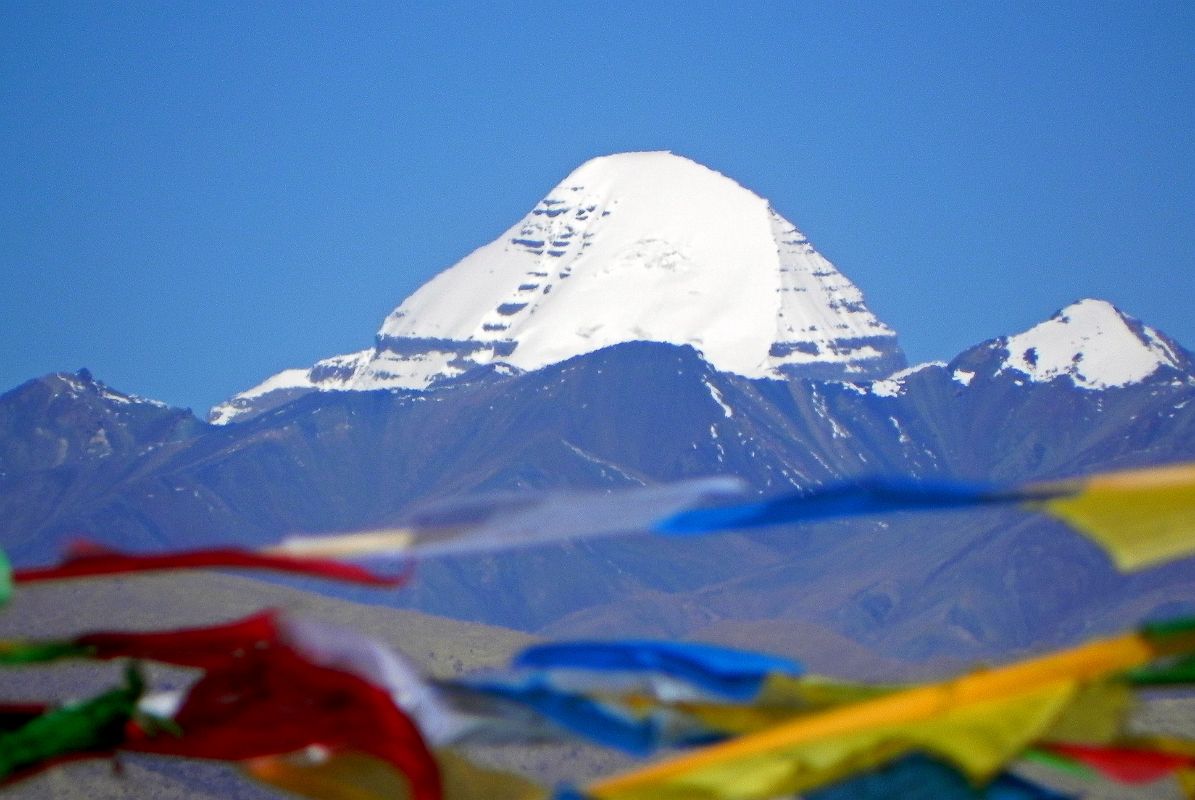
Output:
[2, 2, 1192, 413]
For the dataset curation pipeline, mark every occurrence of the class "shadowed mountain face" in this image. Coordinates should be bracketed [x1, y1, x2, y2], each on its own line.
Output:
[2, 303, 1194, 664]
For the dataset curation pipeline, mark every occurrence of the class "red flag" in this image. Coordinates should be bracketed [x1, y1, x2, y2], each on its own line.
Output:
[1042, 743, 1193, 784]
[77, 611, 281, 671]
[13, 541, 408, 587]
[126, 642, 441, 800]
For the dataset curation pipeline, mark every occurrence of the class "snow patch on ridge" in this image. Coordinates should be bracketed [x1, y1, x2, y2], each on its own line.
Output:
[53, 371, 168, 409]
[234, 368, 319, 401]
[704, 379, 734, 418]
[869, 362, 945, 397]
[952, 369, 975, 387]
[1000, 299, 1184, 389]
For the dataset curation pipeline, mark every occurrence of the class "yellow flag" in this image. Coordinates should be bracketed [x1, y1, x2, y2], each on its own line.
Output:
[1039, 680, 1133, 744]
[243, 748, 546, 800]
[1035, 461, 1195, 570]
[1178, 767, 1195, 800]
[617, 675, 896, 738]
[587, 626, 1185, 800]
[586, 682, 1075, 800]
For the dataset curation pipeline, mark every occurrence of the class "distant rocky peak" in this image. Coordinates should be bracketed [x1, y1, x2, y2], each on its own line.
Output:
[35, 369, 167, 409]
[0, 370, 199, 475]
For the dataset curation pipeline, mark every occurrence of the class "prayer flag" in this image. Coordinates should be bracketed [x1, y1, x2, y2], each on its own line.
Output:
[1038, 743, 1193, 785]
[13, 541, 407, 586]
[583, 621, 1195, 800]
[244, 747, 545, 800]
[125, 642, 441, 800]
[0, 550, 10, 607]
[654, 461, 1195, 572]
[514, 640, 803, 700]
[0, 667, 142, 785]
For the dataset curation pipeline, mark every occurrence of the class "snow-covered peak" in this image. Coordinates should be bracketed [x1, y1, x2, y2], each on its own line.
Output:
[999, 299, 1189, 389]
[378, 150, 901, 376]
[212, 151, 905, 423]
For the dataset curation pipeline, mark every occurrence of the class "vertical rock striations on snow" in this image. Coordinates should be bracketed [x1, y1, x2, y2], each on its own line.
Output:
[212, 152, 904, 423]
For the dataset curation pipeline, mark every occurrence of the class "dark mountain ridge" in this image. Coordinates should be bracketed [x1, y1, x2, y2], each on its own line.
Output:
[2, 304, 1194, 663]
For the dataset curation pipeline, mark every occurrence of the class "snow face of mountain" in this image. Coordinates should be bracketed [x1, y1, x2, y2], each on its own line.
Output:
[997, 299, 1192, 389]
[211, 151, 904, 424]
[376, 152, 903, 379]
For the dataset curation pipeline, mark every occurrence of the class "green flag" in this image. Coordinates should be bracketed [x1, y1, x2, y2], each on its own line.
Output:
[0, 549, 11, 607]
[0, 666, 143, 781]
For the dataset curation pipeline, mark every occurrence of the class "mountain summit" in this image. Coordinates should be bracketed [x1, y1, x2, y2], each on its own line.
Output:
[212, 152, 905, 423]
[995, 299, 1192, 389]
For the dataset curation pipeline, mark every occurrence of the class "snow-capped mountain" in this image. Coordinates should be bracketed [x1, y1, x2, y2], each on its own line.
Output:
[211, 152, 904, 424]
[848, 299, 1194, 400]
[994, 299, 1192, 389]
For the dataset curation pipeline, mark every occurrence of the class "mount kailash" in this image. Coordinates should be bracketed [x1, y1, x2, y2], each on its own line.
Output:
[211, 152, 904, 424]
